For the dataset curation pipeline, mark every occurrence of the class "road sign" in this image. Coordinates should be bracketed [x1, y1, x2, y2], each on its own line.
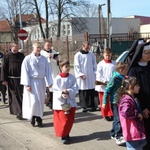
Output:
[18, 29, 28, 40]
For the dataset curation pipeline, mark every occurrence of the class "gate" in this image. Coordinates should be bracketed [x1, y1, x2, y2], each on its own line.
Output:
[88, 32, 150, 60]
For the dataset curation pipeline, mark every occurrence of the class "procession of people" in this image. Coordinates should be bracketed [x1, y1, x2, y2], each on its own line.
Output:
[1, 38, 150, 150]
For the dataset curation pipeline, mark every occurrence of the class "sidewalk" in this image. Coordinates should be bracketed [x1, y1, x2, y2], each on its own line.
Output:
[0, 98, 127, 150]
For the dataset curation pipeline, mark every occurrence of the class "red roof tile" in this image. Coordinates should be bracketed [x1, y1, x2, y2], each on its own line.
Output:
[14, 14, 46, 23]
[0, 19, 11, 32]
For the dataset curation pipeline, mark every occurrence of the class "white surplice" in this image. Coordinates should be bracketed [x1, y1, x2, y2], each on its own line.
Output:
[40, 49, 57, 61]
[52, 74, 78, 110]
[20, 53, 53, 120]
[41, 50, 60, 91]
[74, 51, 97, 90]
[95, 60, 116, 92]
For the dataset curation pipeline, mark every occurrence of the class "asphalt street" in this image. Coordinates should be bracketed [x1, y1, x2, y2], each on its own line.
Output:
[0, 97, 127, 150]
[0, 68, 127, 150]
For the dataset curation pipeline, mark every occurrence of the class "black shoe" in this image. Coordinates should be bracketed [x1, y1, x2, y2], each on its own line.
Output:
[91, 107, 96, 112]
[36, 117, 44, 127]
[61, 137, 68, 144]
[31, 116, 36, 126]
[105, 116, 113, 121]
[90, 107, 100, 112]
[3, 98, 8, 104]
[46, 102, 52, 107]
[37, 122, 44, 127]
[66, 135, 70, 141]
[96, 107, 100, 111]
[82, 108, 88, 112]
[16, 114, 24, 120]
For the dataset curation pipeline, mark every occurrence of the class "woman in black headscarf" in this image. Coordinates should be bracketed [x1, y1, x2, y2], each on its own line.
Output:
[128, 42, 150, 150]
[124, 38, 144, 64]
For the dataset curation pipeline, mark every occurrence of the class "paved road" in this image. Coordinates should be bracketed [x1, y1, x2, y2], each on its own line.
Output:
[0, 69, 127, 150]
[0, 98, 127, 150]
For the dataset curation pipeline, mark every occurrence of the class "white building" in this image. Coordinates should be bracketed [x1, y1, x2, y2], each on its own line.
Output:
[23, 17, 141, 42]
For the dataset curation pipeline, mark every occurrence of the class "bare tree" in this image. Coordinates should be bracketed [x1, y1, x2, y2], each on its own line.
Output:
[0, 0, 34, 41]
[45, 0, 49, 38]
[31, 0, 90, 38]
[48, 0, 89, 37]
[77, 3, 98, 17]
[0, 0, 98, 40]
[33, 0, 46, 39]
[1, 0, 34, 20]
[30, 0, 51, 39]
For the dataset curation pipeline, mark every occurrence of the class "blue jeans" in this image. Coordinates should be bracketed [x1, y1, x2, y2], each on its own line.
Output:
[126, 139, 147, 150]
[110, 104, 122, 139]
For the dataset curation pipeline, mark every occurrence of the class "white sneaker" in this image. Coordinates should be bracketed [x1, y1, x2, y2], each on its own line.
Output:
[115, 137, 125, 146]
[111, 136, 116, 140]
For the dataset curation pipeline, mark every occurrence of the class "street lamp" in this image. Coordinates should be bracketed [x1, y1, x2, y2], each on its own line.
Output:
[107, 0, 111, 48]
[98, 4, 105, 35]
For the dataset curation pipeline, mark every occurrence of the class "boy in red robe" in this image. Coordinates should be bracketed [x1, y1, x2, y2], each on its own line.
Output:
[52, 59, 78, 144]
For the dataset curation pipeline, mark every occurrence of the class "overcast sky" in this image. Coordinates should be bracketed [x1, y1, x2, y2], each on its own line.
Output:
[93, 0, 150, 18]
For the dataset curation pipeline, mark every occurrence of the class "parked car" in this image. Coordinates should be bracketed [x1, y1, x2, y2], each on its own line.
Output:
[115, 50, 129, 62]
[115, 38, 145, 63]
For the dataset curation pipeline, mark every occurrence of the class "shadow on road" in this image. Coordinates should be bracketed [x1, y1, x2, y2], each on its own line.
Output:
[68, 130, 111, 144]
[0, 104, 9, 109]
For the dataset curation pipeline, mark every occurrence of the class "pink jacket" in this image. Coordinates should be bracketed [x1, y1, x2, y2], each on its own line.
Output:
[119, 94, 146, 141]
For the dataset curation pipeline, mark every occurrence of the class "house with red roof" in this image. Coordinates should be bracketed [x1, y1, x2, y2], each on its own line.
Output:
[0, 19, 12, 43]
[0, 14, 46, 52]
[12, 14, 46, 27]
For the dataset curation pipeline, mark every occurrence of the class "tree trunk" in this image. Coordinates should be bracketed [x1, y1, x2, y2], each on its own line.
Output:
[45, 0, 49, 39]
[57, 0, 61, 37]
[34, 0, 45, 39]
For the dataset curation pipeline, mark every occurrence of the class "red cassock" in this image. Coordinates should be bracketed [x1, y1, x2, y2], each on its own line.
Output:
[99, 92, 113, 117]
[53, 107, 76, 137]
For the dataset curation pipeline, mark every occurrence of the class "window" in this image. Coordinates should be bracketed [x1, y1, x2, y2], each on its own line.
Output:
[63, 25, 66, 35]
[67, 24, 71, 35]
[52, 26, 56, 36]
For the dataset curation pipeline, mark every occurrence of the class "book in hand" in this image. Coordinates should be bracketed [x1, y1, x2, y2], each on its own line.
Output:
[95, 80, 107, 85]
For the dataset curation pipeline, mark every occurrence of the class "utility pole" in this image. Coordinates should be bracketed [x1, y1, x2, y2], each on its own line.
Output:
[98, 4, 105, 35]
[107, 0, 112, 48]
[18, 0, 24, 50]
[98, 4, 105, 42]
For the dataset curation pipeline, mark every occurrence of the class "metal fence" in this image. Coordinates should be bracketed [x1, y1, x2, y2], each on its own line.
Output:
[1, 32, 150, 64]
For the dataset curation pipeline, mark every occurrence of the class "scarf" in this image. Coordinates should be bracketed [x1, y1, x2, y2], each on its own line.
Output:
[59, 72, 69, 78]
[104, 59, 112, 63]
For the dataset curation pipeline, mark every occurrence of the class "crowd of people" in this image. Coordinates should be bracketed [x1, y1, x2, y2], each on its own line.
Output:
[1, 39, 150, 150]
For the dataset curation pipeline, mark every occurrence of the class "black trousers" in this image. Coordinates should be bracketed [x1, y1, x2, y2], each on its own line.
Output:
[79, 89, 97, 109]
[32, 116, 42, 123]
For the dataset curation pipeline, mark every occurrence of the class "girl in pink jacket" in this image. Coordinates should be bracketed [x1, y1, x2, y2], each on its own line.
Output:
[117, 76, 146, 150]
